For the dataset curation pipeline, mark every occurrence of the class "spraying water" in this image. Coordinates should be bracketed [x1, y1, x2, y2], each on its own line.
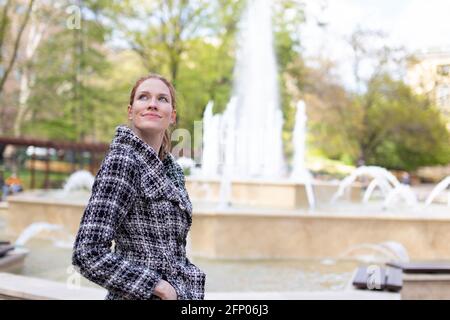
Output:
[332, 166, 418, 208]
[291, 100, 315, 209]
[202, 0, 285, 179]
[425, 176, 450, 207]
[340, 241, 410, 263]
[14, 222, 75, 248]
[201, 101, 221, 178]
[63, 170, 95, 193]
[15, 222, 63, 246]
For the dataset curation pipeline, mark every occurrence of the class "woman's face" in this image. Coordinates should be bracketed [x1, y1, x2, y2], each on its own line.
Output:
[128, 78, 176, 134]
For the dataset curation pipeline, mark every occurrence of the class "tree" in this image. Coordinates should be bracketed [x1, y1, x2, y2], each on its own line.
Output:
[302, 26, 450, 171]
[96, 0, 246, 138]
[0, 0, 35, 95]
[13, 0, 58, 137]
[272, 0, 307, 163]
[302, 57, 359, 163]
[357, 75, 450, 170]
[0, 0, 36, 134]
[23, 0, 113, 142]
[119, 0, 213, 85]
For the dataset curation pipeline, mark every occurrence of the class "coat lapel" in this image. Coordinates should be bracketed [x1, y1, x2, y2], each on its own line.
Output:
[112, 125, 192, 223]
[163, 154, 193, 221]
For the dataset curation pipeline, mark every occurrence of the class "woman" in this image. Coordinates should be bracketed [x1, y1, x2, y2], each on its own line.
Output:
[72, 74, 206, 300]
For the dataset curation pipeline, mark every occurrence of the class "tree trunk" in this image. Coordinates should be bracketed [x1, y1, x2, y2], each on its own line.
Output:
[0, 0, 35, 95]
[13, 11, 45, 137]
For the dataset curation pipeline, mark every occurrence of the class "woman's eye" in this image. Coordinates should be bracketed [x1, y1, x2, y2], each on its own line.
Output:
[138, 95, 148, 100]
[159, 96, 169, 102]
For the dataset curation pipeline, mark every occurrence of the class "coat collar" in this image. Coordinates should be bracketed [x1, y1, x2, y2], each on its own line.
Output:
[110, 125, 192, 221]
[111, 125, 163, 168]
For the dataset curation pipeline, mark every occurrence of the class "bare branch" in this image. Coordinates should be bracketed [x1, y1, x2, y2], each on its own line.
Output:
[0, 0, 36, 94]
[0, 0, 13, 62]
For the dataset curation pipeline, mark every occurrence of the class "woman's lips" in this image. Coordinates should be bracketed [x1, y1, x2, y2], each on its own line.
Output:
[142, 113, 162, 119]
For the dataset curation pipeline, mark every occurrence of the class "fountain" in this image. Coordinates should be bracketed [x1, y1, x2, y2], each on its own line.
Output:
[291, 101, 309, 180]
[63, 170, 95, 193]
[3, 170, 93, 238]
[1, 1, 450, 300]
[339, 241, 410, 264]
[201, 0, 284, 179]
[425, 176, 450, 207]
[15, 222, 63, 246]
[180, 0, 450, 262]
[200, 101, 221, 178]
[176, 157, 196, 174]
[221, 0, 285, 179]
[0, 222, 66, 272]
[290, 100, 315, 209]
[331, 166, 419, 208]
[13, 222, 75, 249]
[192, 0, 356, 210]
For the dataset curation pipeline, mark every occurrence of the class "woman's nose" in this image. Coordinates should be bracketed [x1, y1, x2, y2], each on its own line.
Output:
[147, 97, 159, 109]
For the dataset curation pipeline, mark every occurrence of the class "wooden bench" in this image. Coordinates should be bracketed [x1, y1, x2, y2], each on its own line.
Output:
[387, 261, 450, 274]
[386, 261, 450, 299]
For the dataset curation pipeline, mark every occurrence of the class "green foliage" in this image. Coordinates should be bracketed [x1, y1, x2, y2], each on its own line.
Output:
[107, 0, 245, 148]
[310, 72, 450, 171]
[6, 0, 447, 174]
[7, 0, 307, 161]
[273, 0, 306, 165]
[363, 76, 450, 170]
[176, 38, 234, 130]
[24, 1, 112, 142]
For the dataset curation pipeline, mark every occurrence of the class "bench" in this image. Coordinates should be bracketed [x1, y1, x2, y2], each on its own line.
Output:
[387, 261, 450, 299]
[352, 265, 403, 292]
[387, 261, 450, 274]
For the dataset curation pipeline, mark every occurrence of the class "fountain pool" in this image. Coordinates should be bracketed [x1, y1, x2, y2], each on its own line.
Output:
[0, 216, 361, 293]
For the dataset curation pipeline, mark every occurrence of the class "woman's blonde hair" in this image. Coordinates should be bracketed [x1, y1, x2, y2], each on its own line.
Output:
[129, 73, 176, 160]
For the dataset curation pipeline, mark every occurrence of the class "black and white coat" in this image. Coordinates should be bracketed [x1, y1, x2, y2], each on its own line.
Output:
[72, 125, 205, 300]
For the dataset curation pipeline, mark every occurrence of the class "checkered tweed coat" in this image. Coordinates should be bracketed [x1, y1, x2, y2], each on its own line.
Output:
[72, 125, 205, 300]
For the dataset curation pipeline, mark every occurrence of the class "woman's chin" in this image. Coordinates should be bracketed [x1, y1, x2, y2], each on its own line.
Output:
[135, 123, 165, 133]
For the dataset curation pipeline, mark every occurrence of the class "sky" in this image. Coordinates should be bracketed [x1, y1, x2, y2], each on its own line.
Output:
[300, 0, 450, 89]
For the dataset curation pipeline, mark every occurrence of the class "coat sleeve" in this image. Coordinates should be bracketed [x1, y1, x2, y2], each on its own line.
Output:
[72, 151, 162, 299]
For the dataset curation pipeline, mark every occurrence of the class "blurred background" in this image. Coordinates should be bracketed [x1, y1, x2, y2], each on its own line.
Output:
[0, 0, 450, 300]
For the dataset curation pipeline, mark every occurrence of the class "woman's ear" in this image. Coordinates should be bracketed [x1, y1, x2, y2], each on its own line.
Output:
[127, 105, 132, 120]
[171, 109, 177, 124]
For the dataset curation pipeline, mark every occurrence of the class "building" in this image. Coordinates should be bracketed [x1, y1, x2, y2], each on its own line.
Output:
[406, 48, 450, 128]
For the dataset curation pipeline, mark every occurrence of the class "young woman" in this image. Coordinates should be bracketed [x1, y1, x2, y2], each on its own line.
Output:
[72, 74, 206, 300]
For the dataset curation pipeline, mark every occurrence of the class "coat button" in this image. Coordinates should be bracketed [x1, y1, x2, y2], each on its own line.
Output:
[178, 203, 185, 211]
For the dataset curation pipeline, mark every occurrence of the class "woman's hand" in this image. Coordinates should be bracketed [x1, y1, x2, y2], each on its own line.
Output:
[154, 279, 178, 300]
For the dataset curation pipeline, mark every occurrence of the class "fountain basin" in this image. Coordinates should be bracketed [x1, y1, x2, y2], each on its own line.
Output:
[4, 190, 88, 238]
[189, 202, 450, 260]
[0, 247, 29, 273]
[4, 189, 450, 261]
[186, 178, 362, 209]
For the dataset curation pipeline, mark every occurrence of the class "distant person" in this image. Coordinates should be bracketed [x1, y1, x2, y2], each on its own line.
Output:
[2, 172, 23, 201]
[72, 74, 205, 300]
[401, 172, 411, 185]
